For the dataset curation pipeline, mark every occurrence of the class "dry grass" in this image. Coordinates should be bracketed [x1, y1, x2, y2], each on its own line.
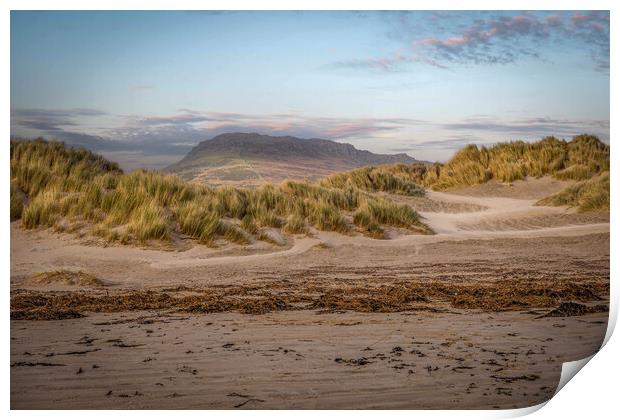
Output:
[537, 172, 610, 212]
[11, 139, 431, 246]
[319, 135, 609, 213]
[10, 181, 27, 222]
[425, 135, 609, 189]
[11, 134, 608, 248]
[321, 164, 426, 196]
[403, 135, 609, 191]
[282, 214, 308, 234]
[30, 270, 105, 287]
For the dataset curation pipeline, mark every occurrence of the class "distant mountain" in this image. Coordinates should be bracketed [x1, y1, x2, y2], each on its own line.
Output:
[167, 132, 422, 186]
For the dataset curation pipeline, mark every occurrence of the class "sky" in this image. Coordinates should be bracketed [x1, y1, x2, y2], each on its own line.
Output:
[10, 10, 610, 167]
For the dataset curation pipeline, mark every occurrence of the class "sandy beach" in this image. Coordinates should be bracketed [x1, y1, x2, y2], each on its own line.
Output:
[10, 178, 610, 409]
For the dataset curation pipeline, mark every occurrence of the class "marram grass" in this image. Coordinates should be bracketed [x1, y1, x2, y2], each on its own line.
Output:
[10, 139, 431, 246]
[321, 164, 426, 196]
[10, 134, 609, 247]
[319, 134, 609, 198]
[408, 134, 609, 190]
[537, 172, 610, 212]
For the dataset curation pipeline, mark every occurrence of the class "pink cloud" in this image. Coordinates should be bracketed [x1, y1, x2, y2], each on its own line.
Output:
[571, 13, 592, 25]
[411, 12, 608, 69]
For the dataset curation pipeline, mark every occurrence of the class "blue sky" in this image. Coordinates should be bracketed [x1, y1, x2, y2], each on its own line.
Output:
[10, 10, 610, 166]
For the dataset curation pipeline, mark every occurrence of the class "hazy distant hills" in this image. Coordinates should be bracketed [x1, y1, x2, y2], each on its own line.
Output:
[167, 132, 421, 186]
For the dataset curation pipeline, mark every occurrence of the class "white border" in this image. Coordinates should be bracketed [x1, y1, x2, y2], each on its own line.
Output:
[2, 1, 616, 419]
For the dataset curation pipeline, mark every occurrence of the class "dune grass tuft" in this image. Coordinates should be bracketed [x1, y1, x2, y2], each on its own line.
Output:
[222, 223, 251, 245]
[321, 164, 426, 196]
[10, 181, 26, 221]
[283, 214, 308, 234]
[418, 134, 609, 190]
[31, 270, 104, 287]
[537, 172, 609, 212]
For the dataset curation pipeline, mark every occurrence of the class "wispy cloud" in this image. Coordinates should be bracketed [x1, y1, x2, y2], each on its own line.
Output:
[328, 53, 416, 72]
[417, 12, 609, 69]
[330, 11, 609, 72]
[329, 55, 449, 72]
[11, 107, 609, 161]
[11, 107, 428, 155]
[567, 12, 610, 70]
[416, 14, 549, 66]
[113, 111, 426, 143]
[11, 108, 107, 131]
[438, 115, 610, 146]
[407, 135, 487, 151]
